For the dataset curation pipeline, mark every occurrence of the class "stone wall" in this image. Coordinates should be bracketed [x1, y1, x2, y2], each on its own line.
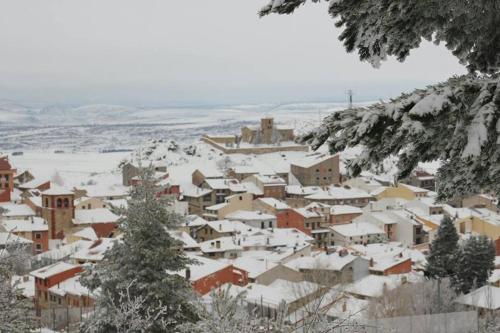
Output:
[201, 137, 308, 155]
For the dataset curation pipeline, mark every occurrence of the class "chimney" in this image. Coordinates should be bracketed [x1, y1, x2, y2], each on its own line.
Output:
[185, 268, 191, 280]
[369, 257, 374, 267]
[216, 240, 221, 249]
[219, 223, 222, 231]
[342, 301, 347, 313]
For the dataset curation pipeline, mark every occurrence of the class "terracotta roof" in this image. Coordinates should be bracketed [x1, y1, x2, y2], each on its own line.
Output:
[0, 157, 12, 171]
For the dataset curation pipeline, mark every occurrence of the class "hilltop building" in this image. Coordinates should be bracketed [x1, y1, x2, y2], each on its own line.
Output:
[202, 117, 309, 155]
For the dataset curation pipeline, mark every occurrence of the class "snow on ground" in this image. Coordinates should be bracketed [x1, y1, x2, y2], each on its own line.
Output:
[10, 151, 127, 189]
[0, 101, 361, 151]
[1, 100, 441, 186]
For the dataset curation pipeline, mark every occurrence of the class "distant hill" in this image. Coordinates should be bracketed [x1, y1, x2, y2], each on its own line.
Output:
[0, 100, 370, 127]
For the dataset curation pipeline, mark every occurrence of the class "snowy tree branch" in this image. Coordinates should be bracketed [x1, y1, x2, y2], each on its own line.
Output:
[300, 74, 500, 201]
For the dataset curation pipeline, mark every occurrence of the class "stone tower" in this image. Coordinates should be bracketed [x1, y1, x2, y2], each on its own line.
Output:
[0, 156, 15, 202]
[261, 117, 274, 144]
[41, 186, 75, 240]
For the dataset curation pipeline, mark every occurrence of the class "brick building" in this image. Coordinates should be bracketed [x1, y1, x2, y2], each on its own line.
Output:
[2, 217, 49, 254]
[31, 262, 83, 315]
[177, 254, 249, 295]
[291, 154, 340, 187]
[0, 156, 16, 202]
[41, 186, 75, 240]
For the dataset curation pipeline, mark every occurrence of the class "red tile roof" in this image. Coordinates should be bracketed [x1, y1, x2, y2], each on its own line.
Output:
[0, 157, 13, 171]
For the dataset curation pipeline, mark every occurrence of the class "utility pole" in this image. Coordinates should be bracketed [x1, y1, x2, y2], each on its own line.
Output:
[347, 89, 354, 109]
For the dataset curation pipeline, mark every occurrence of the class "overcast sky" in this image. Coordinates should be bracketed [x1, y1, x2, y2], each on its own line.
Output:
[0, 0, 465, 106]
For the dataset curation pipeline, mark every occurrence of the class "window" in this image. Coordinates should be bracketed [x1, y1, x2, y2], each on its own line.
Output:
[261, 222, 265, 229]
[269, 221, 273, 228]
[63, 198, 69, 208]
[35, 233, 41, 239]
[35, 244, 42, 250]
[87, 204, 91, 209]
[56, 198, 62, 208]
[45, 198, 49, 207]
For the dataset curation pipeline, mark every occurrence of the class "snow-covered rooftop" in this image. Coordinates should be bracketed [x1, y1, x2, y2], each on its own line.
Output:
[30, 262, 80, 279]
[330, 222, 385, 237]
[48, 276, 92, 297]
[168, 230, 199, 249]
[0, 232, 32, 247]
[227, 279, 321, 308]
[70, 238, 116, 262]
[226, 210, 276, 221]
[41, 185, 74, 196]
[285, 251, 360, 272]
[305, 186, 371, 200]
[175, 254, 231, 282]
[71, 227, 98, 241]
[330, 205, 363, 215]
[227, 257, 278, 279]
[457, 285, 500, 310]
[256, 197, 289, 210]
[2, 217, 48, 233]
[291, 153, 337, 169]
[200, 236, 243, 253]
[18, 178, 50, 189]
[293, 207, 323, 218]
[286, 185, 322, 196]
[0, 203, 36, 218]
[73, 208, 120, 225]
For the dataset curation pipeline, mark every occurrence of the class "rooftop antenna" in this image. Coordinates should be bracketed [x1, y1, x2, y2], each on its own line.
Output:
[347, 89, 354, 109]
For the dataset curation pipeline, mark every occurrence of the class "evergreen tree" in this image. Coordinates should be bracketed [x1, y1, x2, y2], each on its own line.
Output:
[81, 168, 198, 332]
[259, 0, 500, 201]
[425, 215, 459, 279]
[452, 235, 495, 294]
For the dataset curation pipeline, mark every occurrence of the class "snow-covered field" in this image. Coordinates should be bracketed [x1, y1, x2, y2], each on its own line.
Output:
[10, 151, 127, 188]
[1, 100, 439, 188]
[0, 101, 371, 152]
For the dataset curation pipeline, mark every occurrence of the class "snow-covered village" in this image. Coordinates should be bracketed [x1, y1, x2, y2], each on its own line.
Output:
[1, 0, 499, 332]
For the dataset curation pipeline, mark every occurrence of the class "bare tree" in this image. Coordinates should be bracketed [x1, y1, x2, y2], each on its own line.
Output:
[81, 280, 172, 333]
[0, 232, 38, 332]
[289, 266, 372, 333]
[367, 278, 460, 319]
[177, 285, 290, 333]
